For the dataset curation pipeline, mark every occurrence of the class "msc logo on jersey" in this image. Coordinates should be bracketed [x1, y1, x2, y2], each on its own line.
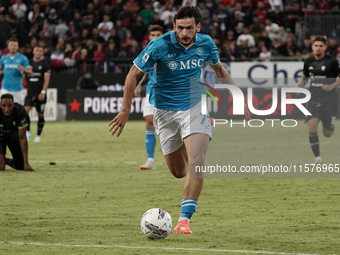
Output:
[5, 64, 19, 68]
[168, 61, 178, 71]
[167, 59, 204, 71]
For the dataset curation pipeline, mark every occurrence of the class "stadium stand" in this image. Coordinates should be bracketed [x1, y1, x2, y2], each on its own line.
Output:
[0, 0, 339, 74]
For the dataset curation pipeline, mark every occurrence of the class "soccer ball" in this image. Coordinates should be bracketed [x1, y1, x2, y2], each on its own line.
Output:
[140, 208, 173, 239]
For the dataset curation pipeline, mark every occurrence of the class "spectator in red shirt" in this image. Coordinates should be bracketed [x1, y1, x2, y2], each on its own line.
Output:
[253, 1, 268, 24]
[127, 0, 140, 15]
[94, 42, 106, 71]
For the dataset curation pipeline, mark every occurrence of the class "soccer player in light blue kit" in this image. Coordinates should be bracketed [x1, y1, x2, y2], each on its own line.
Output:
[110, 6, 250, 234]
[134, 25, 163, 170]
[0, 38, 32, 105]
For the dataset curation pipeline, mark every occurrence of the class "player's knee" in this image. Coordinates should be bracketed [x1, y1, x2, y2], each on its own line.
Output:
[324, 131, 333, 138]
[172, 171, 186, 179]
[169, 165, 187, 178]
[0, 164, 5, 170]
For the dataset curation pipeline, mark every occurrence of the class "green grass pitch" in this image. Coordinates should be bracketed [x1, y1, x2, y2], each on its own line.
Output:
[0, 120, 339, 254]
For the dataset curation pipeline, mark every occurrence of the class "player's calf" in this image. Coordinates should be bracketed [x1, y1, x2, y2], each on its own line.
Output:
[164, 145, 188, 178]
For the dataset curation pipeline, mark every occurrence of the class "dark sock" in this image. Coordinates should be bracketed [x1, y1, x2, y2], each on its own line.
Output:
[37, 116, 45, 136]
[5, 158, 14, 168]
[27, 113, 31, 131]
[309, 132, 320, 157]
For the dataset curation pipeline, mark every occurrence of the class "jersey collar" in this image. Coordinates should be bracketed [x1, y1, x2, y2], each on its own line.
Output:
[170, 31, 201, 50]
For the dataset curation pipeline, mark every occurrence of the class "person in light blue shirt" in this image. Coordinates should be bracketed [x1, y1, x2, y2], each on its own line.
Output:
[134, 25, 163, 171]
[110, 6, 250, 234]
[0, 38, 32, 105]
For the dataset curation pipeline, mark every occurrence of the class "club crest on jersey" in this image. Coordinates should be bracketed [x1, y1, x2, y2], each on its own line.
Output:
[142, 53, 149, 63]
[39, 66, 42, 70]
[309, 66, 313, 70]
[321, 65, 326, 71]
[196, 47, 203, 55]
[168, 61, 178, 71]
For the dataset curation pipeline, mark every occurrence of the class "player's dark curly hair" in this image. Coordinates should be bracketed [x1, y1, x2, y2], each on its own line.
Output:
[174, 6, 202, 25]
[312, 35, 327, 45]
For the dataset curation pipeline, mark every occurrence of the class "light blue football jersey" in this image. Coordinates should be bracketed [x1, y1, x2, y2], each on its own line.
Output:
[146, 67, 157, 105]
[0, 53, 30, 92]
[134, 31, 220, 111]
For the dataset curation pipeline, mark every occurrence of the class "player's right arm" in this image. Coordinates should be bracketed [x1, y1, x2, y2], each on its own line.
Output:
[109, 65, 144, 137]
[0, 56, 4, 75]
[296, 59, 310, 88]
[296, 74, 309, 88]
[109, 39, 159, 137]
[134, 73, 149, 97]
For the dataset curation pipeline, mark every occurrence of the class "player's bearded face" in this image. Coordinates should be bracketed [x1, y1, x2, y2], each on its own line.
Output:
[174, 18, 201, 46]
[1, 99, 14, 116]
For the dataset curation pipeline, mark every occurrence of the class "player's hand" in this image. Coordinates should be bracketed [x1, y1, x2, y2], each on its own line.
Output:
[38, 93, 45, 101]
[24, 163, 34, 172]
[322, 84, 335, 91]
[244, 103, 251, 120]
[108, 110, 130, 137]
[134, 85, 141, 97]
[18, 64, 25, 71]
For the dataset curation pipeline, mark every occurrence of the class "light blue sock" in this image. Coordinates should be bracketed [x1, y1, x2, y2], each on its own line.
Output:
[178, 199, 197, 223]
[145, 130, 156, 159]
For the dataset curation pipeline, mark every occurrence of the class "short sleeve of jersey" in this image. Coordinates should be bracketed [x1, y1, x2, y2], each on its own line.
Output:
[22, 55, 30, 68]
[303, 58, 310, 77]
[15, 104, 28, 128]
[206, 37, 220, 66]
[133, 40, 159, 73]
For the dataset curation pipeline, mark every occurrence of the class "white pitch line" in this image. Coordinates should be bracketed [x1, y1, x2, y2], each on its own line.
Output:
[0, 241, 335, 255]
[30, 160, 89, 163]
[124, 161, 139, 164]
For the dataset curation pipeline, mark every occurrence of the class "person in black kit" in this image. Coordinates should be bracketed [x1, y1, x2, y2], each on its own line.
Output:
[0, 94, 34, 171]
[25, 45, 51, 143]
[296, 35, 340, 165]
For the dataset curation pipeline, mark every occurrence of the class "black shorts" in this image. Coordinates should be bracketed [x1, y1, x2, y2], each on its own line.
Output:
[24, 95, 47, 114]
[0, 134, 24, 170]
[305, 101, 337, 131]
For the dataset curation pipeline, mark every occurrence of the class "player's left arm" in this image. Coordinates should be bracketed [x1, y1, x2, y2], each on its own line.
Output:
[322, 59, 340, 91]
[39, 69, 51, 101]
[19, 65, 33, 75]
[18, 126, 34, 171]
[210, 62, 251, 120]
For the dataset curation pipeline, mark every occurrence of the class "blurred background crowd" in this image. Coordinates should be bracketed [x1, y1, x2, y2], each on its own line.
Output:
[0, 0, 339, 73]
